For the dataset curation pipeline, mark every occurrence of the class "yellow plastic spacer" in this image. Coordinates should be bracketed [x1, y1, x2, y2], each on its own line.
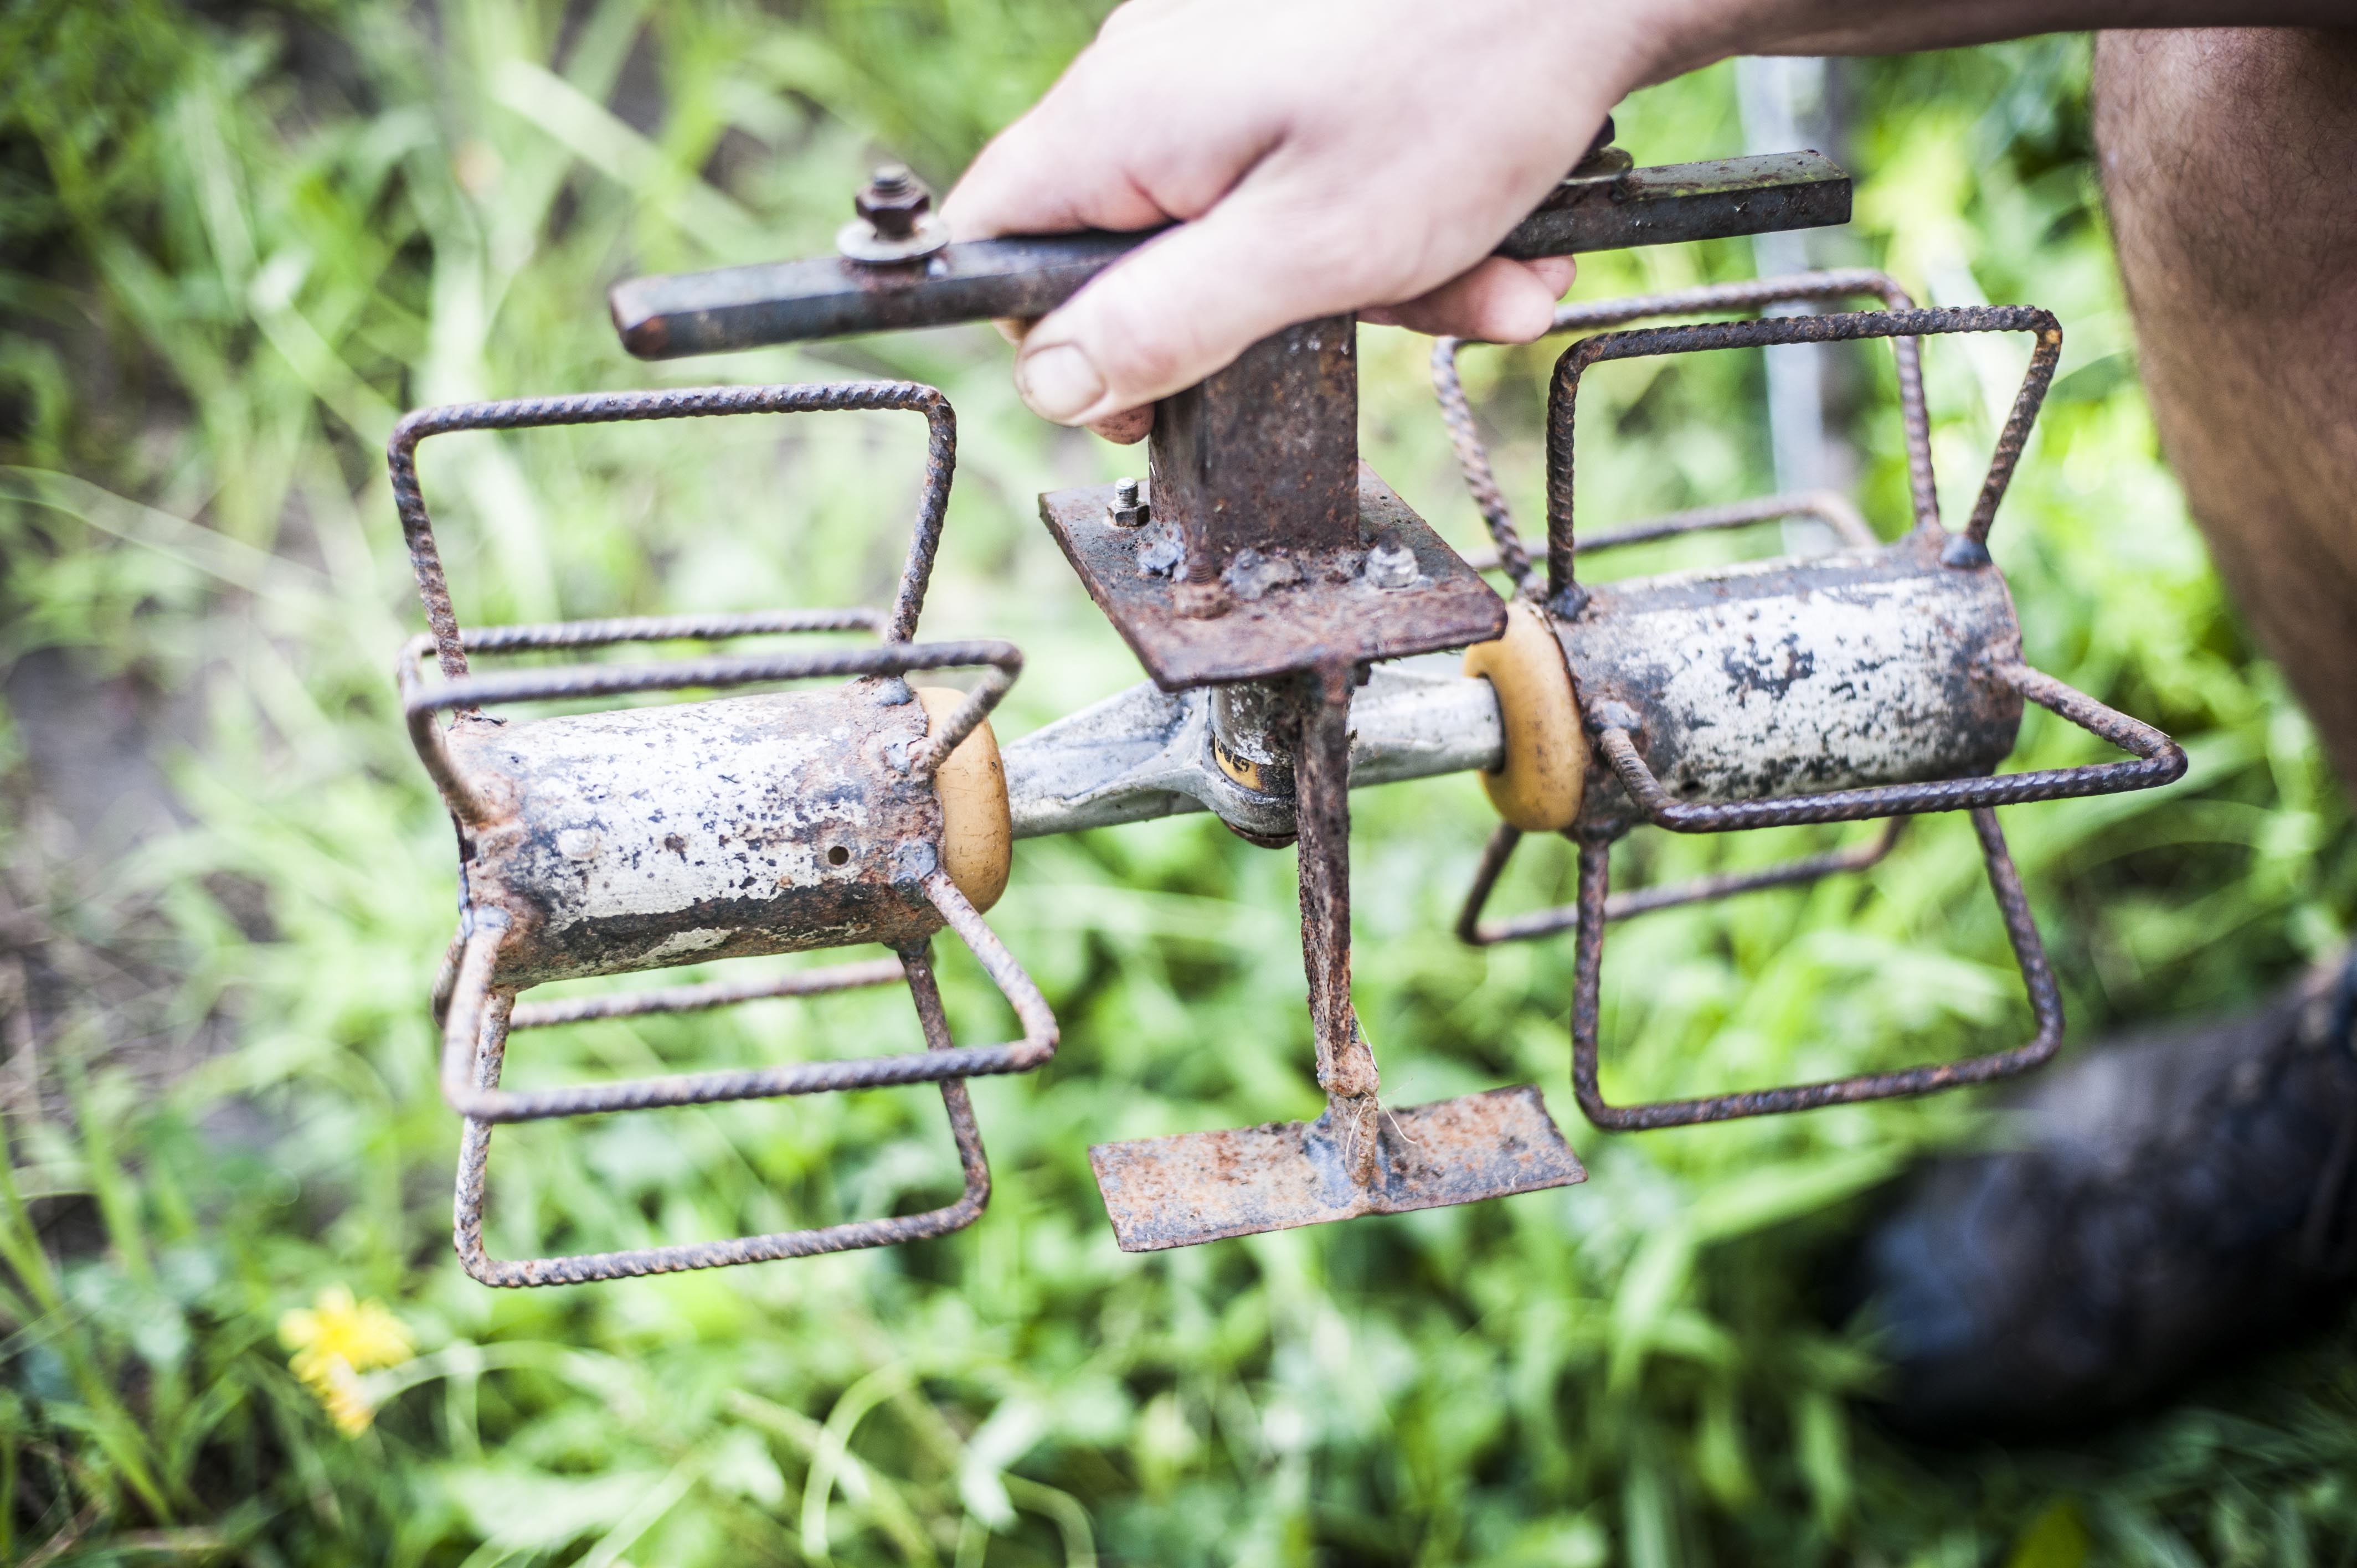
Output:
[1461, 600, 1587, 832]
[914, 687, 1013, 913]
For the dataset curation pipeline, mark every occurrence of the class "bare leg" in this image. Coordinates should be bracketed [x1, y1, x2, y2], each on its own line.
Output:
[2094, 28, 2357, 792]
[1854, 34, 2357, 1436]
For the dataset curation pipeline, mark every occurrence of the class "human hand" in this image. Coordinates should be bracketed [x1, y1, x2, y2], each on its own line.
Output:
[941, 0, 1673, 436]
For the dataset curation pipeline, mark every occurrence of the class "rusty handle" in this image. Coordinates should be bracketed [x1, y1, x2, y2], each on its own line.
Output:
[609, 152, 1850, 358]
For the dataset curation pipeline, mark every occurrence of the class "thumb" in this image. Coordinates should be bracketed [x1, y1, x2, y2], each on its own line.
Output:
[1008, 199, 1356, 425]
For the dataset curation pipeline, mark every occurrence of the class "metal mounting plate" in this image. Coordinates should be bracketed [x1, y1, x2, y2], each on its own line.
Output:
[1039, 463, 1506, 689]
[1088, 1084, 1586, 1251]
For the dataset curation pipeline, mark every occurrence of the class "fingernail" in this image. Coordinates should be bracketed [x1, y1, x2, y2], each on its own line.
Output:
[1016, 343, 1105, 423]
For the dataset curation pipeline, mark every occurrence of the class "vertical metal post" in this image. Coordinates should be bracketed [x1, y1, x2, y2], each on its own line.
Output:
[1292, 659, 1379, 1183]
[1148, 316, 1360, 582]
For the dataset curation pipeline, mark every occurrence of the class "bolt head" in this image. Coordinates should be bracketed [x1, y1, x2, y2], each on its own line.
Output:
[1107, 476, 1149, 528]
[1363, 533, 1420, 590]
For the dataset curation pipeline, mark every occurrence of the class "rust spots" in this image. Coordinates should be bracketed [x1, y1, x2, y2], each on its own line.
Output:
[1089, 1086, 1586, 1252]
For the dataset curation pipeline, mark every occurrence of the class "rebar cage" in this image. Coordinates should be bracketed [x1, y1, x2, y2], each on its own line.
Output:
[1436, 275, 2186, 1129]
[388, 382, 1056, 1284]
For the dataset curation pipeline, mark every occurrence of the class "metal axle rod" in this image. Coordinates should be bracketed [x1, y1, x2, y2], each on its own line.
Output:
[1002, 661, 1504, 840]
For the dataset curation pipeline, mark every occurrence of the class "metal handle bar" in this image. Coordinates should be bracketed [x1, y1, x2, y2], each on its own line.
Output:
[609, 152, 1850, 358]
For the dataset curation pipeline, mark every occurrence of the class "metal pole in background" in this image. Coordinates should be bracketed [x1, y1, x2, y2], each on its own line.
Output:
[1736, 56, 1841, 555]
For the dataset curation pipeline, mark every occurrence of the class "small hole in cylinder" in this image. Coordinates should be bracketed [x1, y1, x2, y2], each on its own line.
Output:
[827, 845, 851, 866]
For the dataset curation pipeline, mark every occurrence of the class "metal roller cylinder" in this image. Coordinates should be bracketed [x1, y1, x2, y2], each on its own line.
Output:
[444, 679, 993, 987]
[1558, 532, 2025, 824]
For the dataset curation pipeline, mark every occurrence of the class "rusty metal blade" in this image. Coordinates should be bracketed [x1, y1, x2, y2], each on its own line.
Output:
[1088, 1085, 1586, 1252]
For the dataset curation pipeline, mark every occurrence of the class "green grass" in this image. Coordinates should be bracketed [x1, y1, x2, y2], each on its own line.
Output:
[3, 3, 2355, 1564]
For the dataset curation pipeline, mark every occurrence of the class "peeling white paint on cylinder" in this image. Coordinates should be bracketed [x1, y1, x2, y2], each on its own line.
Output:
[446, 683, 946, 986]
[637, 927, 735, 966]
[1562, 535, 2025, 810]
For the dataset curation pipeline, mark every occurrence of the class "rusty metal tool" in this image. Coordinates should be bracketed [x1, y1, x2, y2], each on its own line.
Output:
[384, 136, 2187, 1283]
[1434, 274, 2185, 1128]
[615, 143, 1830, 1251]
[389, 384, 1054, 1286]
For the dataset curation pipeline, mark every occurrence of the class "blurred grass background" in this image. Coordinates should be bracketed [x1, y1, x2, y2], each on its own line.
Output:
[4, 2, 2355, 1564]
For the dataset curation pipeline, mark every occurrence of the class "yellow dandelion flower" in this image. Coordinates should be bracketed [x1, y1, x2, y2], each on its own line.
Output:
[279, 1286, 414, 1436]
[312, 1355, 377, 1437]
[280, 1285, 415, 1376]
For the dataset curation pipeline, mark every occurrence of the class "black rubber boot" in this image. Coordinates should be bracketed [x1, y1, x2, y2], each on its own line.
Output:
[1851, 957, 2357, 1439]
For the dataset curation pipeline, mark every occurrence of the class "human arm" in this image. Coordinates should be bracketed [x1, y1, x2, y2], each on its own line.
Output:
[941, 0, 2351, 434]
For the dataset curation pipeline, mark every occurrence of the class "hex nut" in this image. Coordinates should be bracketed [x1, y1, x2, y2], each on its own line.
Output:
[855, 164, 929, 239]
[837, 163, 951, 263]
[1172, 580, 1232, 620]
